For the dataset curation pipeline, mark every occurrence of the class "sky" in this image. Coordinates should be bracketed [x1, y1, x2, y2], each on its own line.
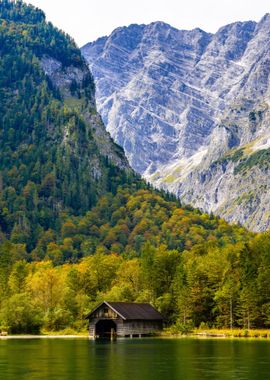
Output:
[27, 0, 270, 47]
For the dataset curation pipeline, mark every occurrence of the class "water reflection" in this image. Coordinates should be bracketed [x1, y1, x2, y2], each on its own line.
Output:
[0, 338, 270, 380]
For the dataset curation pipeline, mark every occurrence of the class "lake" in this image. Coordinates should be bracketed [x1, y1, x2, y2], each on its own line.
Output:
[0, 337, 270, 380]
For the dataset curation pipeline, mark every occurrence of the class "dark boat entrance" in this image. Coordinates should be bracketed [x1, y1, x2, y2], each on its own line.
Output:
[95, 320, 117, 338]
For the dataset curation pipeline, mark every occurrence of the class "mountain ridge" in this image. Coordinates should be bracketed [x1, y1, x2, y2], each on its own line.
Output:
[82, 14, 270, 231]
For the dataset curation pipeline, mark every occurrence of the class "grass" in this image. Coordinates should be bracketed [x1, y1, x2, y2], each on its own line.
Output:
[164, 174, 176, 184]
[40, 327, 88, 336]
[64, 97, 85, 111]
[193, 328, 270, 338]
[162, 325, 270, 339]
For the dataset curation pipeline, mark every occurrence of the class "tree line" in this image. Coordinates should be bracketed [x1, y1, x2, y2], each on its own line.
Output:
[1, 188, 269, 333]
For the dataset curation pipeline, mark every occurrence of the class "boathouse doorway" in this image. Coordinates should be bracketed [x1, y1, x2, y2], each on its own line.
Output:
[95, 319, 117, 338]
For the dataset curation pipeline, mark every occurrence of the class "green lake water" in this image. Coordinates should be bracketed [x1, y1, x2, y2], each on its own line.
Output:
[0, 337, 270, 380]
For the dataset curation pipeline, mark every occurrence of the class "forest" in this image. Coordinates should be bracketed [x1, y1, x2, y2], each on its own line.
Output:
[1, 187, 270, 334]
[0, 1, 270, 334]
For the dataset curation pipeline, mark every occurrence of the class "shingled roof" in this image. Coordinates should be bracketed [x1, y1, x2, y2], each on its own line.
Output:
[85, 301, 163, 320]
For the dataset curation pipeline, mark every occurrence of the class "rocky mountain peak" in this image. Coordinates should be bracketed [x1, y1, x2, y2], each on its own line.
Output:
[82, 14, 270, 231]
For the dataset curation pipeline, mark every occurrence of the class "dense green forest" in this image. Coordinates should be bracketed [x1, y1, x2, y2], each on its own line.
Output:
[0, 0, 139, 251]
[0, 1, 270, 334]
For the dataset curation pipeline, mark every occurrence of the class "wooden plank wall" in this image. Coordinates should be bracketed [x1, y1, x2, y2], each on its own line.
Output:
[88, 318, 162, 338]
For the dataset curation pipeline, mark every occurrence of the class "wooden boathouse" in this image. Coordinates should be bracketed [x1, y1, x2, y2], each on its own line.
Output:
[85, 301, 163, 339]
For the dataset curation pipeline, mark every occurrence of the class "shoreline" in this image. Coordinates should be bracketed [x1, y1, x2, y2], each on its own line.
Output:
[1, 332, 270, 340]
[192, 328, 270, 339]
[162, 328, 270, 339]
[2, 327, 270, 340]
[0, 335, 89, 339]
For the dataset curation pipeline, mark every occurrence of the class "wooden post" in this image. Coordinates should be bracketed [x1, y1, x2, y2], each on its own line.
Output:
[111, 328, 116, 341]
[93, 324, 96, 340]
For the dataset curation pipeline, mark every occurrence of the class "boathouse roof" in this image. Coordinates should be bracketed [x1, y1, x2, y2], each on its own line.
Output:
[85, 301, 163, 321]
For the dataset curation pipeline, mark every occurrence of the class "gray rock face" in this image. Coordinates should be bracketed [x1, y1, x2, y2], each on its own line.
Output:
[41, 56, 95, 105]
[41, 56, 129, 170]
[82, 15, 270, 231]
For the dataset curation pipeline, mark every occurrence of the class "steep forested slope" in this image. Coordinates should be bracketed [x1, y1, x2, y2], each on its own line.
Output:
[0, 0, 135, 250]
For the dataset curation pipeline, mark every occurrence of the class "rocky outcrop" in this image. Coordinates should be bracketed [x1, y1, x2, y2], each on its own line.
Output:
[82, 15, 270, 231]
[41, 56, 129, 170]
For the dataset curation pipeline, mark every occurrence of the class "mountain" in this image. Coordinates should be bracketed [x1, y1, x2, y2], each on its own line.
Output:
[82, 15, 270, 231]
[1, 0, 237, 258]
[0, 0, 137, 250]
